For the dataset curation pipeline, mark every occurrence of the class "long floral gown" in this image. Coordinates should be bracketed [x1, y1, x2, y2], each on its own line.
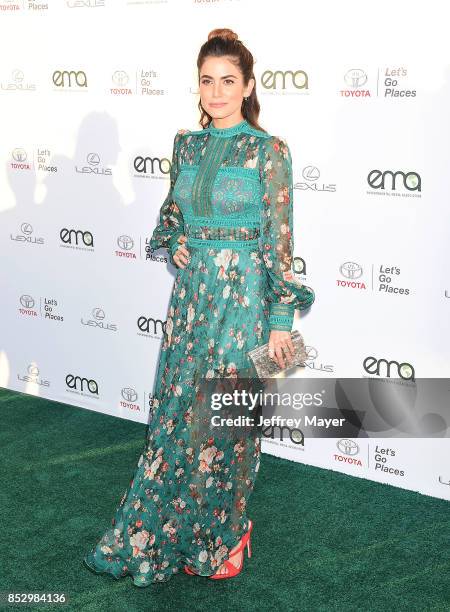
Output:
[83, 118, 315, 585]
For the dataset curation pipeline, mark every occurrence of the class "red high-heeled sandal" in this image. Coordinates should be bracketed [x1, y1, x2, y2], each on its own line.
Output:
[184, 519, 253, 579]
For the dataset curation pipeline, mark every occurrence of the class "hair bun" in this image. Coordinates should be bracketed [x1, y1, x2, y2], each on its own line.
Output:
[208, 28, 239, 42]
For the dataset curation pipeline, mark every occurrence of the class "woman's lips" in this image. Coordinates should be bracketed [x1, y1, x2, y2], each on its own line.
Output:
[210, 103, 226, 107]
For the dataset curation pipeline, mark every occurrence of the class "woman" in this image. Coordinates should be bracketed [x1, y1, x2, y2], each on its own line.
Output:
[83, 28, 314, 586]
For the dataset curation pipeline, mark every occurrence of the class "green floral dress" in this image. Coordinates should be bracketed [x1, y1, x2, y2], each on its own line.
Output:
[83, 118, 315, 586]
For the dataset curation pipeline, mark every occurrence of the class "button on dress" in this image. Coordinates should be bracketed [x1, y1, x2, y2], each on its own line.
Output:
[83, 118, 315, 585]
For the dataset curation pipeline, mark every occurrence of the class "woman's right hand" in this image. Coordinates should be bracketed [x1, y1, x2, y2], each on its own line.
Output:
[172, 235, 190, 269]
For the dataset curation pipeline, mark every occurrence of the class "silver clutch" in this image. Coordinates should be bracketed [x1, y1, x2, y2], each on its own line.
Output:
[247, 329, 307, 379]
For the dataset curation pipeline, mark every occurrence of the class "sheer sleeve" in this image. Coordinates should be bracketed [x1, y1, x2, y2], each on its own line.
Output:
[259, 135, 315, 332]
[149, 129, 188, 262]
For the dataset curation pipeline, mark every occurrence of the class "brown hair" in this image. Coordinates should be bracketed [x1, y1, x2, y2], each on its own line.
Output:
[196, 28, 266, 133]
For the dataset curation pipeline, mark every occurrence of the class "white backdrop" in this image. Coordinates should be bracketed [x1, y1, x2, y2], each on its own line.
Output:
[1, 0, 449, 501]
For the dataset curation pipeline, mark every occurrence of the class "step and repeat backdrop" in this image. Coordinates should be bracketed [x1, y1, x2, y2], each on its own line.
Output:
[1, 1, 449, 501]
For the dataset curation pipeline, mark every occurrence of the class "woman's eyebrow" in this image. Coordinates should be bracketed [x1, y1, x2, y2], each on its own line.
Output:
[200, 74, 237, 79]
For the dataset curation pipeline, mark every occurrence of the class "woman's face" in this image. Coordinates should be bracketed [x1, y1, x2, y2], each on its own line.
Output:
[199, 56, 254, 124]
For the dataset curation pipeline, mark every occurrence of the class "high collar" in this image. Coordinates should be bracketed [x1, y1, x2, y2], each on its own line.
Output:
[207, 118, 249, 137]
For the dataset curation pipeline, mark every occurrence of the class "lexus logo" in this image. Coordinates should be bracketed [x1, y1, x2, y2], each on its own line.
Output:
[92, 308, 105, 320]
[87, 153, 100, 166]
[302, 166, 320, 181]
[28, 364, 39, 377]
[12, 69, 24, 83]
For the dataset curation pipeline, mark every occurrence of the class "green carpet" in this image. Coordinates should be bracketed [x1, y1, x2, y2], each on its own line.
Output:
[1, 387, 449, 612]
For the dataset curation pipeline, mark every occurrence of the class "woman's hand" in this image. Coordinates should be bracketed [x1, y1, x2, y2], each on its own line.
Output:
[268, 330, 295, 369]
[172, 235, 190, 269]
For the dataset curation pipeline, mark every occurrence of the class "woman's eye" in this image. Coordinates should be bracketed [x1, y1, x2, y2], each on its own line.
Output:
[200, 79, 234, 85]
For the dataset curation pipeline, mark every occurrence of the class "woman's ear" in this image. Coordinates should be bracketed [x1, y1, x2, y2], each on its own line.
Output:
[245, 77, 255, 98]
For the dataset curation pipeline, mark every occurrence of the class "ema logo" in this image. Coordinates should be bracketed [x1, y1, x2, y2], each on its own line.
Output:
[52, 70, 87, 88]
[293, 256, 306, 275]
[137, 316, 166, 336]
[262, 423, 304, 446]
[65, 374, 99, 396]
[134, 155, 171, 176]
[261, 69, 308, 91]
[367, 169, 421, 192]
[363, 356, 415, 381]
[60, 227, 94, 248]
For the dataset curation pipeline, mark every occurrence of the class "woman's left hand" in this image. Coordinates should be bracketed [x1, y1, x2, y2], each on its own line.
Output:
[268, 330, 295, 369]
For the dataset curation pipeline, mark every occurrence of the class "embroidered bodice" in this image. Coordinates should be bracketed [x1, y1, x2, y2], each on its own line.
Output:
[149, 118, 315, 331]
